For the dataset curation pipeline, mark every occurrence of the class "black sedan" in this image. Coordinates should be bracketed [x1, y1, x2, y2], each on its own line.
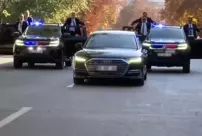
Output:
[13, 23, 65, 69]
[142, 25, 191, 73]
[72, 30, 148, 86]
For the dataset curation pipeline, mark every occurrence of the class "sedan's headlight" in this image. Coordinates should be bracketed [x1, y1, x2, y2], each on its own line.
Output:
[15, 39, 24, 46]
[177, 43, 188, 50]
[74, 56, 86, 62]
[128, 57, 142, 63]
[49, 40, 59, 46]
[142, 43, 151, 47]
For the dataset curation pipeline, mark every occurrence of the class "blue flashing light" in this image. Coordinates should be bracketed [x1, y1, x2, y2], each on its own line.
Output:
[24, 41, 36, 46]
[30, 21, 43, 26]
[152, 23, 166, 28]
[30, 20, 44, 26]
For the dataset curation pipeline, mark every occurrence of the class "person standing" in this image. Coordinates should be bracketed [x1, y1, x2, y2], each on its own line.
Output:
[131, 12, 155, 26]
[25, 10, 33, 25]
[16, 14, 28, 33]
[135, 17, 152, 41]
[183, 17, 200, 40]
[63, 12, 85, 36]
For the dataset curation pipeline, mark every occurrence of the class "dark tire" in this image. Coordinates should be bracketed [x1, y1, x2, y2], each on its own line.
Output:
[183, 62, 190, 73]
[147, 64, 151, 71]
[28, 62, 34, 68]
[56, 52, 64, 69]
[138, 79, 144, 86]
[65, 61, 71, 66]
[144, 73, 147, 80]
[13, 58, 22, 68]
[73, 78, 84, 84]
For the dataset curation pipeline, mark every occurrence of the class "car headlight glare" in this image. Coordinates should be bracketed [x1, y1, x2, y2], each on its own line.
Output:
[142, 43, 151, 47]
[74, 56, 86, 62]
[15, 39, 24, 46]
[178, 43, 188, 50]
[49, 40, 59, 46]
[128, 57, 142, 63]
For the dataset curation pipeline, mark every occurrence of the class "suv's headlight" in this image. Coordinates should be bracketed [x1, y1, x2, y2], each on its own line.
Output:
[142, 43, 151, 47]
[178, 43, 188, 50]
[128, 57, 142, 63]
[15, 39, 24, 46]
[74, 56, 86, 62]
[49, 40, 59, 46]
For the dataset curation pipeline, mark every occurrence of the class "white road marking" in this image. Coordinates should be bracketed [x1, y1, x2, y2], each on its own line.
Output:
[0, 58, 13, 64]
[0, 107, 32, 128]
[66, 83, 74, 88]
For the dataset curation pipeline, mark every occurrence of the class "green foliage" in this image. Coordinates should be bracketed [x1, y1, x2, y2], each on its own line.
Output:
[4, 0, 91, 22]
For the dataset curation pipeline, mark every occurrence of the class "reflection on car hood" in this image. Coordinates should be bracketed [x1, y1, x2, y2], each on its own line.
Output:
[147, 38, 186, 43]
[19, 35, 58, 41]
[82, 48, 141, 58]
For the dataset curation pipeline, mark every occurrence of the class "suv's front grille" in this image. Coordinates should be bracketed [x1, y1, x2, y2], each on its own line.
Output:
[85, 58, 128, 76]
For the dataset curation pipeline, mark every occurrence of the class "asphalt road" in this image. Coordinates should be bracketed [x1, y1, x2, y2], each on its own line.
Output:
[0, 55, 202, 136]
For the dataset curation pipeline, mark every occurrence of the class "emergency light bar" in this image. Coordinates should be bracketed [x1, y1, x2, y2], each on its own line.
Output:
[30, 20, 44, 26]
[152, 24, 166, 28]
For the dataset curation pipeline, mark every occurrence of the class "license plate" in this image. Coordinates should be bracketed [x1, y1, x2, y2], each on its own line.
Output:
[96, 66, 117, 71]
[157, 53, 172, 57]
[29, 49, 43, 53]
[166, 50, 175, 53]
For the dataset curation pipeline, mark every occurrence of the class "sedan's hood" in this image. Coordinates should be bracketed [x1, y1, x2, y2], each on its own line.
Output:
[147, 38, 186, 43]
[19, 35, 58, 41]
[82, 48, 141, 58]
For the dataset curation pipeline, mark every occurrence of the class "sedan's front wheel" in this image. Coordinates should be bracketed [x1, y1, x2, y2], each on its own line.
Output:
[13, 58, 22, 68]
[73, 78, 84, 84]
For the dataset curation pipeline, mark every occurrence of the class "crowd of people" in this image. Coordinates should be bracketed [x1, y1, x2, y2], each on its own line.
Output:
[16, 10, 33, 33]
[13, 9, 202, 39]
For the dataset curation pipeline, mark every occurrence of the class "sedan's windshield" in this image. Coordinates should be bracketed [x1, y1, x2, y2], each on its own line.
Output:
[84, 33, 138, 49]
[149, 28, 185, 39]
[24, 25, 61, 37]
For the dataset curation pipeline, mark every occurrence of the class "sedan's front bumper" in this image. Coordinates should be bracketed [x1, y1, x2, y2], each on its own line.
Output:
[13, 46, 63, 63]
[74, 68, 144, 80]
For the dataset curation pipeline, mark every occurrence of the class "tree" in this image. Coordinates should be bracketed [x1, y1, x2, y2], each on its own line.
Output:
[113, 0, 161, 28]
[83, 0, 125, 33]
[162, 0, 202, 26]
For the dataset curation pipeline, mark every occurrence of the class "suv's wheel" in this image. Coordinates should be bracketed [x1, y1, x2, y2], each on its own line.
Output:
[65, 60, 72, 66]
[13, 58, 22, 68]
[144, 73, 147, 80]
[28, 62, 34, 68]
[56, 52, 64, 69]
[137, 79, 144, 86]
[73, 78, 84, 84]
[147, 64, 151, 71]
[183, 62, 190, 73]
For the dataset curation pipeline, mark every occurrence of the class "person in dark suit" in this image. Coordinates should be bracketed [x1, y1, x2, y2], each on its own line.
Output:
[25, 10, 33, 25]
[131, 12, 155, 26]
[16, 14, 28, 33]
[183, 17, 200, 40]
[63, 12, 85, 36]
[135, 17, 152, 41]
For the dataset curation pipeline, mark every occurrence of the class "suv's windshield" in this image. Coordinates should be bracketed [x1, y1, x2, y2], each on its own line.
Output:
[24, 25, 61, 37]
[84, 34, 137, 49]
[149, 28, 185, 39]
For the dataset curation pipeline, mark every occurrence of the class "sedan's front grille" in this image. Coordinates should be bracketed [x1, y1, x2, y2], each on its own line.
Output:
[85, 58, 128, 76]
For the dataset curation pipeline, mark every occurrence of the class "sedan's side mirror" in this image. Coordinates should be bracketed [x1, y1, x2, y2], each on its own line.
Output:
[75, 42, 83, 50]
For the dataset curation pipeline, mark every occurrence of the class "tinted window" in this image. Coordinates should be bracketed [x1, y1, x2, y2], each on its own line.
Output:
[24, 25, 61, 37]
[149, 28, 185, 39]
[84, 34, 137, 49]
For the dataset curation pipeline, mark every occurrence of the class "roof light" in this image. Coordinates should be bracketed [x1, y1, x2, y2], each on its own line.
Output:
[152, 23, 166, 28]
[30, 20, 44, 26]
